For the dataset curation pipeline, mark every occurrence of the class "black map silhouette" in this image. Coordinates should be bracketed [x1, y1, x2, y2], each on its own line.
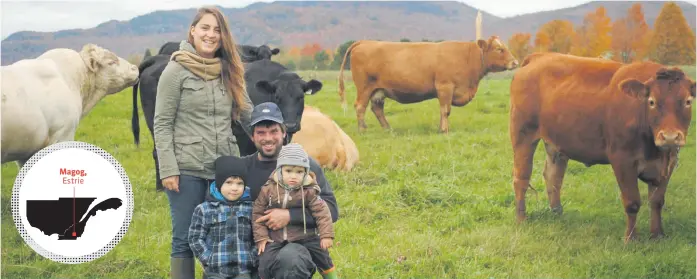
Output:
[26, 197, 123, 240]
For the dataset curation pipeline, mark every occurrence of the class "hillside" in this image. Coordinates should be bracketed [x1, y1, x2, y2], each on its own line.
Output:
[2, 1, 695, 65]
[485, 1, 697, 40]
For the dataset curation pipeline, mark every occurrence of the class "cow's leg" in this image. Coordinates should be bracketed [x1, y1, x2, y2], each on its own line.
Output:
[512, 138, 540, 223]
[509, 112, 540, 223]
[435, 82, 455, 133]
[647, 150, 678, 239]
[153, 147, 164, 192]
[609, 159, 641, 243]
[147, 120, 164, 192]
[354, 85, 376, 132]
[370, 90, 391, 130]
[543, 142, 569, 214]
[647, 181, 666, 239]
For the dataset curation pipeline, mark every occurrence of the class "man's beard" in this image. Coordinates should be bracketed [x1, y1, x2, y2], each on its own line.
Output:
[257, 141, 282, 159]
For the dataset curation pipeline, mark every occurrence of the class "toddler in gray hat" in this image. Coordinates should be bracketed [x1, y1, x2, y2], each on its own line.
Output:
[252, 143, 339, 279]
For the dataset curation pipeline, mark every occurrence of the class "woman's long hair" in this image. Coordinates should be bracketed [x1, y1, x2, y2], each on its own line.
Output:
[188, 6, 249, 121]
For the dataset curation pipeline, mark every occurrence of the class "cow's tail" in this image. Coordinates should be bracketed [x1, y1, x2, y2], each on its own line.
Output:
[131, 57, 160, 147]
[338, 40, 361, 113]
[132, 80, 140, 147]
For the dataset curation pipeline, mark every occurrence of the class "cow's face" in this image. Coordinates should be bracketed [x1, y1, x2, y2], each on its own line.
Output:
[253, 45, 281, 61]
[256, 78, 323, 133]
[240, 45, 280, 63]
[477, 36, 519, 72]
[620, 67, 696, 149]
[82, 44, 139, 95]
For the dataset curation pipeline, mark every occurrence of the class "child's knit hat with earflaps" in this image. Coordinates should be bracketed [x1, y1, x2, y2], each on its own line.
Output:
[274, 143, 314, 234]
[276, 143, 311, 171]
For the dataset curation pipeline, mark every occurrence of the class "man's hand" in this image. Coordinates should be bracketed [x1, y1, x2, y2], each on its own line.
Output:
[162, 176, 180, 192]
[320, 238, 333, 250]
[257, 240, 267, 255]
[255, 208, 290, 231]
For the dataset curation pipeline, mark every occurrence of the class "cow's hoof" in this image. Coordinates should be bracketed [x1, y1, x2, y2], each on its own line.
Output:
[649, 232, 666, 240]
[624, 232, 639, 244]
[550, 205, 563, 215]
[516, 213, 527, 224]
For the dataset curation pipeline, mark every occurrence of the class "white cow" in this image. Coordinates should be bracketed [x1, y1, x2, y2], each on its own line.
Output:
[1, 44, 139, 167]
[292, 105, 359, 171]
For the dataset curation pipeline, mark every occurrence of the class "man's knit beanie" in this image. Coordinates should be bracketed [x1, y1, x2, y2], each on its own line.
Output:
[214, 155, 247, 191]
[276, 143, 310, 170]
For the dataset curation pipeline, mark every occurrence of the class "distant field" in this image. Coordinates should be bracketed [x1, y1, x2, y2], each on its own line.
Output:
[2, 67, 695, 278]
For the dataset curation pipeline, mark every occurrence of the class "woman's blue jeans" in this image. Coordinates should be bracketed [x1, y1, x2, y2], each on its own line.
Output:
[166, 174, 211, 258]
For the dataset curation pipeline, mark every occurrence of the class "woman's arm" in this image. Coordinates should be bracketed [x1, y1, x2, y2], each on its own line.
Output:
[154, 61, 183, 179]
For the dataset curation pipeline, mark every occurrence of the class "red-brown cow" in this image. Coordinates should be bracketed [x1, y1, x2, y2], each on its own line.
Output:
[509, 52, 695, 243]
[338, 36, 519, 133]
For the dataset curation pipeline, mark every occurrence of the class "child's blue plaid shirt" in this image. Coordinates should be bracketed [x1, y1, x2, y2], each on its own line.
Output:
[189, 182, 257, 278]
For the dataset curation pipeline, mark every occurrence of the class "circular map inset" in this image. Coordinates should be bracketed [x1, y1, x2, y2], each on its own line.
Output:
[11, 141, 134, 264]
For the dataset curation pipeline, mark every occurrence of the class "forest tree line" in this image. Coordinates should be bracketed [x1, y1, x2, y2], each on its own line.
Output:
[129, 2, 695, 70]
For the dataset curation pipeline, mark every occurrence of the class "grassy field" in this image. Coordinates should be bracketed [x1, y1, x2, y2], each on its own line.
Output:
[2, 68, 695, 279]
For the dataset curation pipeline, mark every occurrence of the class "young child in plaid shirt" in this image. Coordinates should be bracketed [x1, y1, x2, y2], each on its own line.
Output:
[189, 156, 257, 279]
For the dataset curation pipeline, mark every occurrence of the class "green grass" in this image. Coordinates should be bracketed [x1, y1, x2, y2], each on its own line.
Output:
[2, 68, 696, 279]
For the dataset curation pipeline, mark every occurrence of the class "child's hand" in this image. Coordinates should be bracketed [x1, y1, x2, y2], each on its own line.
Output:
[320, 238, 333, 250]
[257, 240, 267, 255]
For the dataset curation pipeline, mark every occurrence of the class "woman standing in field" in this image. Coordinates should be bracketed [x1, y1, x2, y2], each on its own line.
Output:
[153, 6, 253, 279]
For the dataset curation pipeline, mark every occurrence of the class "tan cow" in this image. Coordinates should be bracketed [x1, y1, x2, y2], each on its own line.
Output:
[510, 52, 695, 243]
[1, 44, 139, 167]
[291, 105, 359, 171]
[338, 36, 519, 133]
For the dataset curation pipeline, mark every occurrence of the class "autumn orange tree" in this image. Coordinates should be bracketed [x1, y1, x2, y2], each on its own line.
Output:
[611, 3, 651, 63]
[301, 43, 323, 57]
[273, 46, 300, 70]
[508, 33, 532, 60]
[287, 46, 302, 58]
[571, 6, 612, 57]
[535, 20, 575, 53]
[534, 32, 550, 52]
[647, 1, 696, 65]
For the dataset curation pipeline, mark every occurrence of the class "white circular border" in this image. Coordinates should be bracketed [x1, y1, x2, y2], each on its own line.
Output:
[10, 141, 134, 264]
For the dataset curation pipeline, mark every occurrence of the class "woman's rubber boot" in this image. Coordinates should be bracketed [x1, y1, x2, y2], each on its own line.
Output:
[170, 257, 195, 279]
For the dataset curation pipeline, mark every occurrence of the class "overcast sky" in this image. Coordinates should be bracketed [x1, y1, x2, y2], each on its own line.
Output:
[2, 0, 692, 40]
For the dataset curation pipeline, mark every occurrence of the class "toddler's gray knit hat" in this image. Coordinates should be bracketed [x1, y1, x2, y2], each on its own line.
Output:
[276, 143, 310, 169]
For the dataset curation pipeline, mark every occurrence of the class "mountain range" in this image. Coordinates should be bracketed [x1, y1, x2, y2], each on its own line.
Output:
[2, 1, 695, 65]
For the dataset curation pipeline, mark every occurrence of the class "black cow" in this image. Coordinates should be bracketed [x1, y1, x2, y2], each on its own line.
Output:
[131, 42, 311, 192]
[131, 54, 170, 191]
[233, 59, 323, 155]
[157, 41, 179, 55]
[157, 41, 280, 62]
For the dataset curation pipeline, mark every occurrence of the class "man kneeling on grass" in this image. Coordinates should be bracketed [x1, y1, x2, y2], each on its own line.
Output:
[189, 156, 256, 279]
